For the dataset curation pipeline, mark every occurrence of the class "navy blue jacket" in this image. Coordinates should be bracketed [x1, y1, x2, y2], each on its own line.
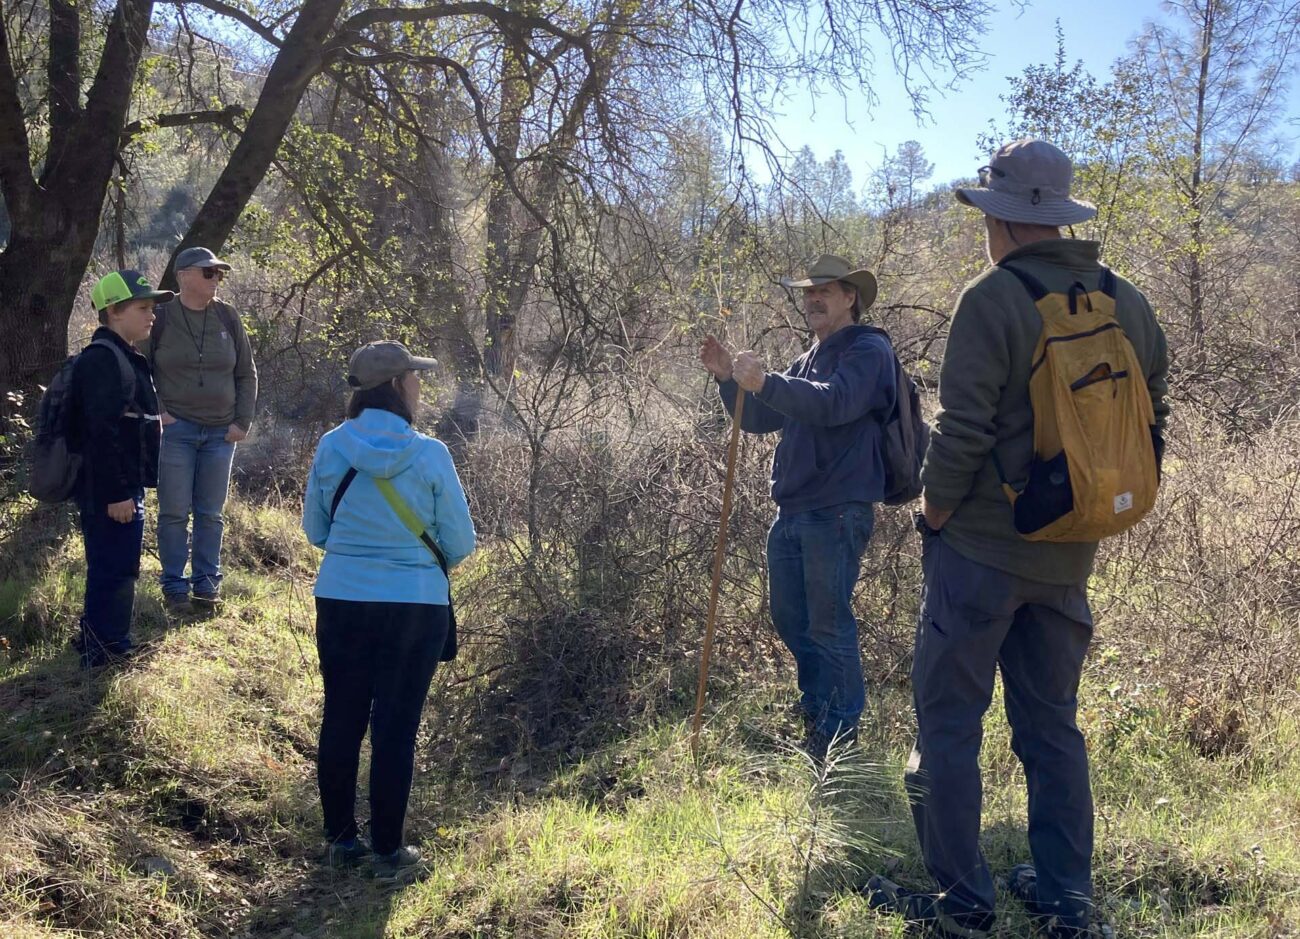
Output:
[68, 327, 161, 506]
[717, 325, 896, 513]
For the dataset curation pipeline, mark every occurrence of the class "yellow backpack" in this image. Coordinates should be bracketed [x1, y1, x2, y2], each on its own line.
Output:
[993, 264, 1159, 542]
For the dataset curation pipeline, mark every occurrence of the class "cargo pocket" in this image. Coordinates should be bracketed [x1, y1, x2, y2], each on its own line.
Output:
[922, 540, 1016, 640]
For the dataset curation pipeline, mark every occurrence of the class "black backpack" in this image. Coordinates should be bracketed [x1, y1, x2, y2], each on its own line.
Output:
[28, 339, 136, 503]
[863, 327, 928, 506]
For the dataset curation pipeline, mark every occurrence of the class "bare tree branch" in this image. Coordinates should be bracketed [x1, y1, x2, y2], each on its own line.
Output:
[121, 103, 249, 140]
[162, 0, 284, 47]
[331, 2, 590, 53]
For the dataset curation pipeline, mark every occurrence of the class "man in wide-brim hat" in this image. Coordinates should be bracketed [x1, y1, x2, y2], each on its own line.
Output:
[699, 254, 895, 760]
[867, 139, 1170, 939]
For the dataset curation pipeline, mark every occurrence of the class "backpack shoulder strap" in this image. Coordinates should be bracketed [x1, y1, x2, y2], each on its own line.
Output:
[1098, 266, 1118, 299]
[858, 324, 895, 352]
[996, 262, 1051, 302]
[212, 300, 240, 336]
[149, 297, 179, 351]
[89, 338, 137, 414]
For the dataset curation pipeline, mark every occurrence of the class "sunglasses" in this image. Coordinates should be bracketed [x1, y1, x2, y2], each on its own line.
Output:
[185, 267, 226, 281]
[977, 164, 1006, 187]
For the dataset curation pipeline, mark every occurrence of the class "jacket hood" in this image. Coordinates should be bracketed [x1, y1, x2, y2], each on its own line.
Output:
[333, 408, 424, 479]
[811, 323, 884, 362]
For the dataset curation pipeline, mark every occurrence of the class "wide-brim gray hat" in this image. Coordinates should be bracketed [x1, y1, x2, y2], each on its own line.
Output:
[954, 138, 1097, 226]
[347, 340, 437, 391]
[782, 254, 878, 310]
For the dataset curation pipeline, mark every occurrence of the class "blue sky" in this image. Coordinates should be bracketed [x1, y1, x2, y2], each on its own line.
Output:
[765, 0, 1300, 188]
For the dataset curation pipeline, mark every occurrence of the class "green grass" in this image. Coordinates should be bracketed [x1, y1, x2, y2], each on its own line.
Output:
[2, 496, 1299, 938]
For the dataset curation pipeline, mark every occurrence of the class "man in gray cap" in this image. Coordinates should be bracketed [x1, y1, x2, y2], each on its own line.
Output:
[867, 140, 1169, 938]
[700, 255, 896, 760]
[143, 246, 258, 614]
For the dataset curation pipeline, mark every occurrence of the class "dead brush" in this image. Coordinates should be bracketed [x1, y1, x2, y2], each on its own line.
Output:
[1093, 406, 1300, 760]
[433, 607, 661, 779]
[427, 411, 786, 778]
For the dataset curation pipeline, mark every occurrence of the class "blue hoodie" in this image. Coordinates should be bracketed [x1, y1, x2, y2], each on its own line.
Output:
[717, 325, 896, 513]
[303, 409, 476, 605]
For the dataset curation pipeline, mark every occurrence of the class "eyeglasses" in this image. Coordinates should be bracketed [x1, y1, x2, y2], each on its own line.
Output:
[977, 164, 1006, 187]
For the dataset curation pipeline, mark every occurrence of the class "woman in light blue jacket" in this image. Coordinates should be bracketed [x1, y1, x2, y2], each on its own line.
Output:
[302, 340, 475, 878]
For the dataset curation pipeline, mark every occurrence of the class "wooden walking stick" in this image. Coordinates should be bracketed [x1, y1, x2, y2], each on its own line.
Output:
[690, 389, 746, 758]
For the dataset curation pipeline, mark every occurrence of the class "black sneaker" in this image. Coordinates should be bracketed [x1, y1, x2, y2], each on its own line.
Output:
[865, 874, 992, 938]
[999, 864, 1114, 939]
[371, 845, 423, 880]
[325, 837, 371, 868]
[164, 593, 192, 616]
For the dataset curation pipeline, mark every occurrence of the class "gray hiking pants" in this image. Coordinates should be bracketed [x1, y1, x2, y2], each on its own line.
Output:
[906, 527, 1095, 932]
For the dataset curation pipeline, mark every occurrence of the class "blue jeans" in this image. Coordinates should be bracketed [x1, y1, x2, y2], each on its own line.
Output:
[157, 417, 236, 597]
[77, 489, 145, 667]
[766, 501, 874, 737]
[906, 529, 1094, 933]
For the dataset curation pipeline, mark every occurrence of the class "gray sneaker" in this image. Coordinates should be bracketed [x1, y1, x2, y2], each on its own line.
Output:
[371, 845, 423, 880]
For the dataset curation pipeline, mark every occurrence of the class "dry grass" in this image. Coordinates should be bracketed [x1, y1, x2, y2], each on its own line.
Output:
[1, 407, 1299, 937]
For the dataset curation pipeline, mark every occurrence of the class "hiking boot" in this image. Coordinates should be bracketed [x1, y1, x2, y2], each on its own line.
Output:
[999, 864, 1114, 939]
[865, 874, 992, 938]
[371, 845, 423, 880]
[81, 646, 136, 671]
[164, 593, 192, 616]
[325, 837, 371, 869]
[801, 724, 858, 765]
[192, 592, 221, 613]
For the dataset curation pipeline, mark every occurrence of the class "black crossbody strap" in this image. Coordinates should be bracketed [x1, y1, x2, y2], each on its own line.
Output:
[329, 467, 358, 521]
[326, 465, 449, 575]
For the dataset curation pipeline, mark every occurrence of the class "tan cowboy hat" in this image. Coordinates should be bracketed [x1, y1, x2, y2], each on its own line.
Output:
[782, 255, 878, 310]
[954, 139, 1097, 226]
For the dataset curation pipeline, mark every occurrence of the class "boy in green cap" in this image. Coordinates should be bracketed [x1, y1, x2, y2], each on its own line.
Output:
[69, 270, 172, 667]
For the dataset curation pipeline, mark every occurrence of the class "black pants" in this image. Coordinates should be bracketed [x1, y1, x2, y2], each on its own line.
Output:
[315, 598, 447, 855]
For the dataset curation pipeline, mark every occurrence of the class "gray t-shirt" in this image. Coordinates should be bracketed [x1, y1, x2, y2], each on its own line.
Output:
[140, 298, 257, 429]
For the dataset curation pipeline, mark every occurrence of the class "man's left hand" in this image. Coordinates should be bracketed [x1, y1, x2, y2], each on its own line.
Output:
[225, 425, 248, 444]
[921, 494, 952, 531]
[733, 351, 766, 393]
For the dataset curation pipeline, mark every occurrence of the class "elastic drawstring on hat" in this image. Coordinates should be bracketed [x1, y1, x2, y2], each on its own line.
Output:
[1031, 188, 1042, 205]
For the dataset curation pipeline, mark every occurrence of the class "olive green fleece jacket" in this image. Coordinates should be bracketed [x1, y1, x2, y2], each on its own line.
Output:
[140, 299, 258, 430]
[922, 239, 1170, 586]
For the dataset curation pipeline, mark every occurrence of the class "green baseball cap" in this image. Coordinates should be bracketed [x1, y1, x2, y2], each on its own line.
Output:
[91, 270, 175, 312]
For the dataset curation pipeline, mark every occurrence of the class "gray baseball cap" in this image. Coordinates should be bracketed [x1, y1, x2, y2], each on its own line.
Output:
[954, 139, 1097, 226]
[347, 340, 438, 391]
[175, 246, 232, 271]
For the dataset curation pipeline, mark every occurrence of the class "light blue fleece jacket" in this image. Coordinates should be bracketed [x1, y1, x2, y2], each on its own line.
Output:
[303, 409, 476, 604]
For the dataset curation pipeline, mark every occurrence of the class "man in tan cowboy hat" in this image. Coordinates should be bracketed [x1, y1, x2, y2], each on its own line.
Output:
[700, 254, 895, 760]
[866, 139, 1169, 939]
